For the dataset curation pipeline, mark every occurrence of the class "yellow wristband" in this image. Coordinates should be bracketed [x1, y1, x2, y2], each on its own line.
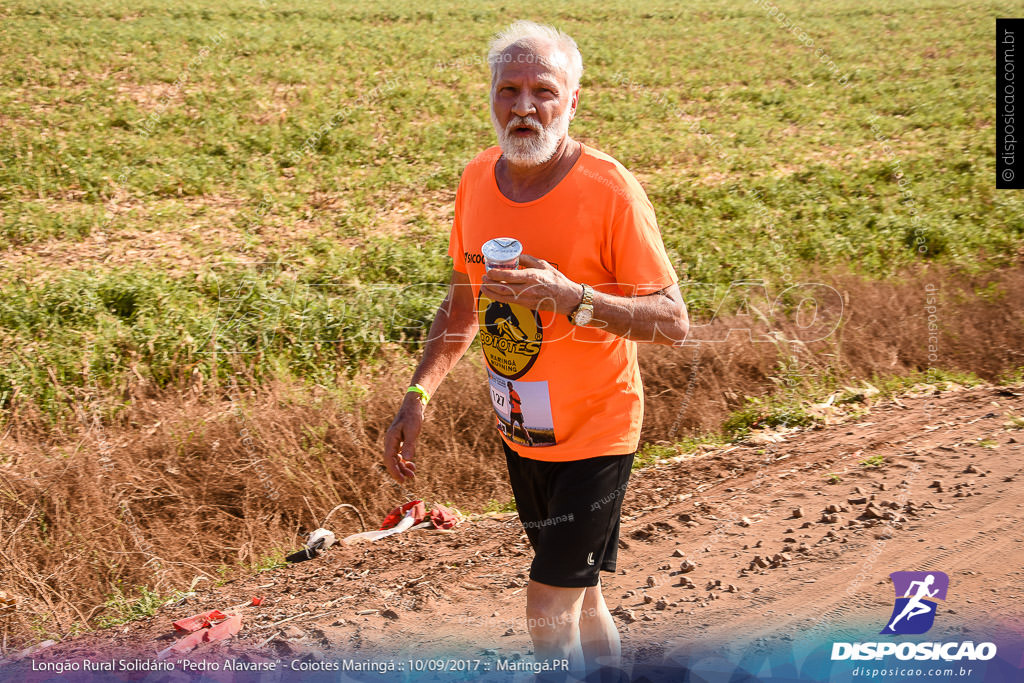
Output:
[407, 384, 430, 405]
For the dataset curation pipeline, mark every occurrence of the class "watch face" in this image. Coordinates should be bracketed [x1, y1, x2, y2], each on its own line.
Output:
[574, 307, 593, 326]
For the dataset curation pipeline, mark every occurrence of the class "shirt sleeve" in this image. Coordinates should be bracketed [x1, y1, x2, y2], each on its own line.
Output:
[608, 176, 679, 297]
[447, 174, 468, 274]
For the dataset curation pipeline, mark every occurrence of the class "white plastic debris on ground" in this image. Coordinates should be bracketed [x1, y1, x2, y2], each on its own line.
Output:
[343, 508, 419, 544]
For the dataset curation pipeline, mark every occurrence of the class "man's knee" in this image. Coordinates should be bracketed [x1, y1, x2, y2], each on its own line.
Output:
[526, 607, 576, 639]
[526, 583, 584, 633]
[526, 598, 575, 626]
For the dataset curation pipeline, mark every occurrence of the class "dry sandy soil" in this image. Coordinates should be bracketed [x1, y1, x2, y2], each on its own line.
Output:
[4, 383, 1024, 680]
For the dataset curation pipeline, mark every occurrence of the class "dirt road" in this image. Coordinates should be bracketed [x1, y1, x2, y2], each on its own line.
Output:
[6, 383, 1024, 681]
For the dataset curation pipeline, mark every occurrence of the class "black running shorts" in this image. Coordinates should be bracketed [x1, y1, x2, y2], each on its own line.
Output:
[502, 439, 635, 588]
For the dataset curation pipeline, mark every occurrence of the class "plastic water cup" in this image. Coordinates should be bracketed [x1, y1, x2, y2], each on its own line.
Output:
[481, 237, 522, 272]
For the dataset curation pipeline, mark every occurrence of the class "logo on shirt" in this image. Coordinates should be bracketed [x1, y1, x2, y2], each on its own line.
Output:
[478, 295, 542, 379]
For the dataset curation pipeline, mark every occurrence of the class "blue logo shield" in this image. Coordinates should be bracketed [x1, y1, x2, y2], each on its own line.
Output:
[880, 571, 949, 635]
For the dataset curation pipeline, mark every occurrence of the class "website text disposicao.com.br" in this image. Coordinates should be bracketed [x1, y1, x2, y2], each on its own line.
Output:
[838, 640, 994, 679]
[851, 664, 978, 678]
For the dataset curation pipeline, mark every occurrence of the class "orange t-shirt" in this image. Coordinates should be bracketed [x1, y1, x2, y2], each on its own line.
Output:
[448, 144, 679, 462]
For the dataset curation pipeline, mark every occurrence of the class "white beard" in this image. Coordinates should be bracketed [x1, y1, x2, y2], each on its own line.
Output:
[491, 105, 572, 167]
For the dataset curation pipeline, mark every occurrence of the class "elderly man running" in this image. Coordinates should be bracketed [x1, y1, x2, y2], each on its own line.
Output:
[383, 20, 688, 680]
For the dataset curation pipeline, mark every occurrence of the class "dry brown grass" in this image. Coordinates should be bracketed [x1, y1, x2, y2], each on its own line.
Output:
[0, 264, 1022, 648]
[642, 264, 1024, 437]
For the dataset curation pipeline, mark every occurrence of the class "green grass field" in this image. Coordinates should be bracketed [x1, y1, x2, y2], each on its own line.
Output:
[1, 0, 1021, 421]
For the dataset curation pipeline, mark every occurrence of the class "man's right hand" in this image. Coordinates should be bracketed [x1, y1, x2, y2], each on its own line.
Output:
[382, 395, 425, 483]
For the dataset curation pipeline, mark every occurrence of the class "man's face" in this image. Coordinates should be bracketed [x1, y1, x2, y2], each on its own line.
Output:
[490, 43, 578, 167]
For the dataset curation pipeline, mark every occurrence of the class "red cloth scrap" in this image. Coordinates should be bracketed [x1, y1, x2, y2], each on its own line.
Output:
[379, 500, 427, 530]
[168, 613, 241, 655]
[429, 504, 459, 529]
[173, 609, 229, 633]
[378, 500, 460, 532]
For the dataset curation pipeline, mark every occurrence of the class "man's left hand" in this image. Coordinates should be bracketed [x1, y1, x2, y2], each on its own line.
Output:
[480, 253, 581, 315]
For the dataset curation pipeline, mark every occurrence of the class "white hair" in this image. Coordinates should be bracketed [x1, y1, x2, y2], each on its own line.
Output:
[487, 20, 583, 92]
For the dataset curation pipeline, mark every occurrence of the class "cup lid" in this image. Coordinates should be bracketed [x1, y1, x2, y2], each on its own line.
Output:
[481, 237, 522, 261]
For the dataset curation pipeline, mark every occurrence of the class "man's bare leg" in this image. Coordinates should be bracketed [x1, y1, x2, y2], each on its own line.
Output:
[579, 579, 622, 677]
[526, 579, 586, 675]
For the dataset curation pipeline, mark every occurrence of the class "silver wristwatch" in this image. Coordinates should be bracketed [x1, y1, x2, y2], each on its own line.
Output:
[569, 283, 595, 326]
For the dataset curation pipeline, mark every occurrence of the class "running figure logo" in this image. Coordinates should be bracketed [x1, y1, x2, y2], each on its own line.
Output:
[880, 571, 949, 635]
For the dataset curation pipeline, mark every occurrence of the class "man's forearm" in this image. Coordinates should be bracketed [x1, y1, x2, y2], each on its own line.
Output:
[480, 258, 688, 347]
[587, 288, 689, 345]
[383, 284, 475, 483]
[408, 297, 478, 396]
